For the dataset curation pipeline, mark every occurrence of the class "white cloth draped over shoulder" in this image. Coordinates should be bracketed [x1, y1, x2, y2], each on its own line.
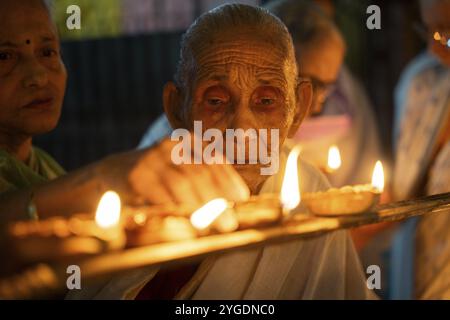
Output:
[67, 143, 374, 300]
[393, 63, 450, 200]
[389, 53, 450, 299]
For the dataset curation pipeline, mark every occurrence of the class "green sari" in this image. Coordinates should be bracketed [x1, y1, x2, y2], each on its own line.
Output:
[0, 147, 65, 194]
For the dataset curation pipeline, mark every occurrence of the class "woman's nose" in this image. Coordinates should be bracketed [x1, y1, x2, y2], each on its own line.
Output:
[229, 102, 256, 130]
[22, 58, 49, 89]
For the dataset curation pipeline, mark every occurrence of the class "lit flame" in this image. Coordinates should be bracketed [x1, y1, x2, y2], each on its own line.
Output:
[371, 161, 385, 192]
[327, 145, 341, 171]
[190, 198, 228, 230]
[280, 146, 301, 211]
[433, 31, 441, 41]
[95, 191, 121, 228]
[133, 212, 147, 226]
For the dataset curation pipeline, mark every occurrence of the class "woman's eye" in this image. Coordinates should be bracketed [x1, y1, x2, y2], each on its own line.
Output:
[257, 97, 276, 105]
[253, 86, 281, 107]
[41, 48, 58, 58]
[207, 98, 225, 106]
[0, 52, 12, 60]
[0, 51, 17, 76]
[203, 86, 230, 108]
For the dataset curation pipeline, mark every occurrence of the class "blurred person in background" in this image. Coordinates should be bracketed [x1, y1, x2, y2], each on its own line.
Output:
[265, 0, 396, 299]
[266, 0, 382, 189]
[389, 0, 450, 300]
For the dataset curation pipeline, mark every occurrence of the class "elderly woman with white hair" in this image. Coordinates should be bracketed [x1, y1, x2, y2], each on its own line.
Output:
[70, 3, 376, 300]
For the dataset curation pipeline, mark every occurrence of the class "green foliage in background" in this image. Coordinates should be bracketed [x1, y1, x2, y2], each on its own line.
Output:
[52, 0, 122, 40]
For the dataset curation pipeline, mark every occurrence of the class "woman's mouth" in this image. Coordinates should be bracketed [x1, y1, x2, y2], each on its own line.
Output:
[22, 97, 55, 110]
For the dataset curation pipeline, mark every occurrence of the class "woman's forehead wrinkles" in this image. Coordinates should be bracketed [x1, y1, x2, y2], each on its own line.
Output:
[196, 41, 290, 70]
[190, 37, 295, 88]
[197, 35, 285, 51]
[198, 46, 285, 66]
[194, 68, 289, 96]
[199, 61, 285, 75]
[196, 63, 287, 83]
[197, 54, 288, 80]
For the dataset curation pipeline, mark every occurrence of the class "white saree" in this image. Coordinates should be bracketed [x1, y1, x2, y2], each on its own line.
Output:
[389, 53, 450, 299]
[67, 144, 374, 300]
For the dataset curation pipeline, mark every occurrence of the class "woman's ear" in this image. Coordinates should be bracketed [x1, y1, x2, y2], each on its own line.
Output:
[287, 80, 313, 137]
[163, 82, 185, 129]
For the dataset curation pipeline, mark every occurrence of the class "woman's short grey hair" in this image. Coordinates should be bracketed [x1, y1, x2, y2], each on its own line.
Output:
[174, 3, 297, 92]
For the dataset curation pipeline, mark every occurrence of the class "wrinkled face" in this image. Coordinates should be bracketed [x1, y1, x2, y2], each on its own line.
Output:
[0, 0, 67, 137]
[297, 34, 344, 115]
[182, 30, 302, 194]
[421, 1, 450, 66]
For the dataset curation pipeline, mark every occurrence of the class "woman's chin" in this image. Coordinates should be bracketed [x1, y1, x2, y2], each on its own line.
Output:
[233, 164, 268, 195]
[20, 118, 60, 136]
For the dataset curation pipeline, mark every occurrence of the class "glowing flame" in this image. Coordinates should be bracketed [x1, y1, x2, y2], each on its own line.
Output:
[433, 31, 441, 41]
[327, 145, 342, 171]
[190, 198, 228, 230]
[371, 161, 385, 192]
[95, 191, 121, 228]
[280, 146, 301, 211]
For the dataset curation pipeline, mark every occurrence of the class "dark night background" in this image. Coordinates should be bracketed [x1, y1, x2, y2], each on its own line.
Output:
[34, 0, 424, 171]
